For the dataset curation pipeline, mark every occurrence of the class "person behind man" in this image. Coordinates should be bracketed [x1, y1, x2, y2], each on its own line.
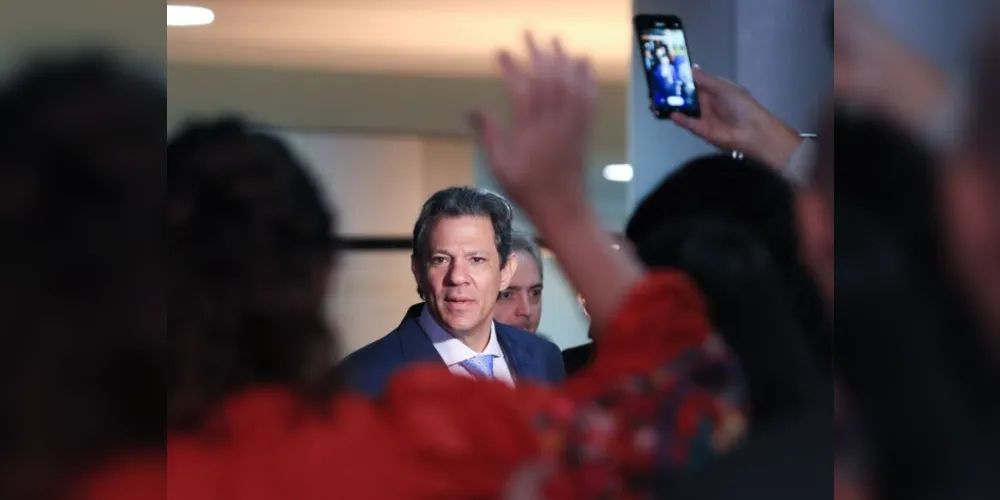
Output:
[494, 231, 544, 333]
[341, 187, 565, 397]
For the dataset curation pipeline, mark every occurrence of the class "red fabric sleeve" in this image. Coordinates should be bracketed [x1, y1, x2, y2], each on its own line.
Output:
[74, 271, 746, 500]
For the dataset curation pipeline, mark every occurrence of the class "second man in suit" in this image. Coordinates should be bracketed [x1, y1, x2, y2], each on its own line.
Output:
[342, 187, 566, 397]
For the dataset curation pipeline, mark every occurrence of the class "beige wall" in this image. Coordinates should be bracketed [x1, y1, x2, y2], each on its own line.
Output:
[275, 130, 474, 356]
[168, 63, 626, 158]
[276, 131, 473, 236]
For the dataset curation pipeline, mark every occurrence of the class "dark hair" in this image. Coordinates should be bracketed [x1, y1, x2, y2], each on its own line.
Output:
[626, 155, 831, 361]
[510, 231, 544, 281]
[834, 109, 999, 420]
[168, 118, 339, 429]
[637, 218, 824, 425]
[834, 109, 939, 250]
[411, 186, 514, 294]
[627, 156, 797, 264]
[835, 201, 995, 500]
[0, 52, 164, 500]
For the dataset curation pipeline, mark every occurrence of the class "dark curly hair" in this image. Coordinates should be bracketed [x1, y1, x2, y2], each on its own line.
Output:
[0, 52, 164, 500]
[168, 118, 340, 429]
[626, 155, 831, 363]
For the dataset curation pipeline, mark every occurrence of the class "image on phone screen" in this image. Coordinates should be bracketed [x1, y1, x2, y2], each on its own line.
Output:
[635, 17, 699, 118]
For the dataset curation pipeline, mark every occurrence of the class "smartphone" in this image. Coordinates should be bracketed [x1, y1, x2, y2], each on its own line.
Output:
[634, 14, 700, 119]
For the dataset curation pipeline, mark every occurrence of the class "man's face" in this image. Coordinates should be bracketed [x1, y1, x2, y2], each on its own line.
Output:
[412, 216, 516, 335]
[494, 249, 543, 332]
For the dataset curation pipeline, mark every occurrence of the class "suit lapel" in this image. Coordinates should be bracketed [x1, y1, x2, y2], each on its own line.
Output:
[397, 304, 446, 365]
[495, 324, 541, 382]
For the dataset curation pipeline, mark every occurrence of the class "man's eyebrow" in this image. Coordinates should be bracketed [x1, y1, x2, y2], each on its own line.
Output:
[505, 285, 522, 291]
[529, 283, 544, 290]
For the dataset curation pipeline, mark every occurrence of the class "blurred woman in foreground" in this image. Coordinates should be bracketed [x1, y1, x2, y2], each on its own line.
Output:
[0, 54, 163, 500]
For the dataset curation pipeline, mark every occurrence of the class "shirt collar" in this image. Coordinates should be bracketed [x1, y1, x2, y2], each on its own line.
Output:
[419, 304, 501, 366]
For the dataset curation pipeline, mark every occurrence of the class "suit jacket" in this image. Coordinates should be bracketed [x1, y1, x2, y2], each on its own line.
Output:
[340, 303, 566, 397]
[561, 342, 594, 377]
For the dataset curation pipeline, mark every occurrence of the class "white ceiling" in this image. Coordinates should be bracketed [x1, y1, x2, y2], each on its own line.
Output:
[168, 0, 632, 81]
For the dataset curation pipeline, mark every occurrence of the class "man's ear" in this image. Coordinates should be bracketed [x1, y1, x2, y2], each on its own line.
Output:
[411, 256, 424, 299]
[500, 253, 518, 290]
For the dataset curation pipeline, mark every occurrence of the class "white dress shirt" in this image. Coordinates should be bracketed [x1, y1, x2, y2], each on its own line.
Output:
[418, 306, 516, 386]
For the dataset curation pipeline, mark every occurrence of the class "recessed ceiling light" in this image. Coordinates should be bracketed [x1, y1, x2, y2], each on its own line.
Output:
[168, 5, 215, 26]
[602, 163, 633, 182]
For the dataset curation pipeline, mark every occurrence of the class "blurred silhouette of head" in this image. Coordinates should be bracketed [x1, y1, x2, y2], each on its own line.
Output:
[627, 155, 798, 267]
[835, 107, 999, 419]
[627, 154, 830, 361]
[834, 108, 940, 255]
[0, 52, 164, 500]
[168, 118, 339, 430]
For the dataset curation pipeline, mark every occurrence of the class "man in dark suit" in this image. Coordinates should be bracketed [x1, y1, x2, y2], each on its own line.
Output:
[341, 187, 565, 397]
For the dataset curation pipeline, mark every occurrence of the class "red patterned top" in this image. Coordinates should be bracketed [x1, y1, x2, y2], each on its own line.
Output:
[75, 270, 747, 500]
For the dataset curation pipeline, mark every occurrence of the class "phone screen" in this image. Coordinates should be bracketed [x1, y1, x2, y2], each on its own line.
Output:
[637, 20, 699, 117]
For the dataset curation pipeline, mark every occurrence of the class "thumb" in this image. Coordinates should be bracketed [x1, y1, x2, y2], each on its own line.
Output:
[468, 110, 509, 168]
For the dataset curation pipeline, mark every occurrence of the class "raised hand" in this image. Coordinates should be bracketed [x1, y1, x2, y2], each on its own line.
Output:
[470, 32, 596, 219]
[667, 67, 801, 170]
[470, 33, 643, 334]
